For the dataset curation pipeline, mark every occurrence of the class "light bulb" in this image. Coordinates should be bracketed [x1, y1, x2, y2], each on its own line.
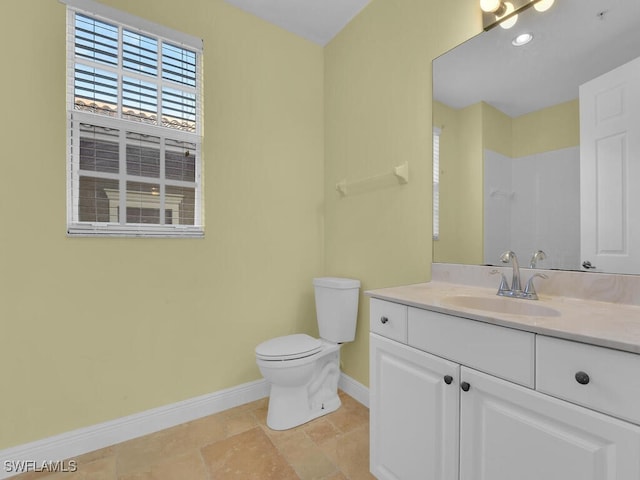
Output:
[534, 0, 555, 12]
[498, 2, 518, 29]
[480, 0, 502, 12]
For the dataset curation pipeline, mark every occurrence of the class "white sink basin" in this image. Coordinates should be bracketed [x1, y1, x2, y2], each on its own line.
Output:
[443, 295, 560, 317]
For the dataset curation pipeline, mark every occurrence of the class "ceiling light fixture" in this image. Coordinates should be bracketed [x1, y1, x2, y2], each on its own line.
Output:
[512, 32, 533, 46]
[480, 0, 507, 15]
[481, 0, 554, 31]
[498, 2, 518, 29]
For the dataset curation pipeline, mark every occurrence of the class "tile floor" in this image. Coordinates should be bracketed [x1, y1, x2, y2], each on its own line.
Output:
[14, 391, 374, 480]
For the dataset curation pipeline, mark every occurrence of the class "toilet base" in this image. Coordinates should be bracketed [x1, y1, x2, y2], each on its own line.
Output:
[264, 345, 342, 430]
[266, 387, 341, 430]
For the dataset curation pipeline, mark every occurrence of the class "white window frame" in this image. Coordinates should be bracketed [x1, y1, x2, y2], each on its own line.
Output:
[63, 0, 204, 237]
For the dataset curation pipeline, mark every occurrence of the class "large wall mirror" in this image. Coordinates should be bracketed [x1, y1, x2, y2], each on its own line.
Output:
[432, 0, 640, 274]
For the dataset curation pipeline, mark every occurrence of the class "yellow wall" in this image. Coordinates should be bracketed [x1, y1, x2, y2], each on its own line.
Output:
[512, 99, 580, 157]
[1, 0, 324, 449]
[324, 0, 480, 384]
[1, 0, 485, 450]
[432, 101, 485, 265]
[483, 102, 513, 157]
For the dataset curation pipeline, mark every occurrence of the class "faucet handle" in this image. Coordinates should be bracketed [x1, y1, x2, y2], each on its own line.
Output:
[523, 273, 548, 300]
[490, 269, 510, 296]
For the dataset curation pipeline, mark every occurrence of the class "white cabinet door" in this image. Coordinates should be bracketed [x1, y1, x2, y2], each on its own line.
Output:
[580, 55, 640, 273]
[460, 367, 640, 480]
[370, 333, 459, 480]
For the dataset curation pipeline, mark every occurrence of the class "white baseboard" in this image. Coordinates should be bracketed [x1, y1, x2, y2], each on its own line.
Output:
[339, 372, 370, 408]
[0, 379, 269, 479]
[0, 374, 369, 479]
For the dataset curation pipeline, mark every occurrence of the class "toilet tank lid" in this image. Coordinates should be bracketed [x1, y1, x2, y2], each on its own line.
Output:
[255, 334, 322, 359]
[313, 277, 360, 289]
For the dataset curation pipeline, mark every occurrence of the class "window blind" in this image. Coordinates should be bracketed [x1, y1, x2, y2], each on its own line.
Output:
[71, 13, 199, 133]
[433, 127, 441, 241]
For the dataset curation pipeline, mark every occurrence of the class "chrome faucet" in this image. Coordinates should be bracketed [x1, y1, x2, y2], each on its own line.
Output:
[529, 250, 547, 268]
[500, 250, 522, 294]
[494, 250, 548, 300]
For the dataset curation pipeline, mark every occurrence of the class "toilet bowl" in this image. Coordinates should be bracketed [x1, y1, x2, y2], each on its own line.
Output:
[255, 277, 360, 430]
[256, 334, 341, 430]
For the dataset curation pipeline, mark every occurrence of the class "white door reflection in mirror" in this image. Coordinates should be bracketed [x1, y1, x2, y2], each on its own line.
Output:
[580, 55, 640, 274]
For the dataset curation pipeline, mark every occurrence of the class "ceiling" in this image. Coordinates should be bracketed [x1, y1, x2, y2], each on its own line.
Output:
[434, 0, 640, 117]
[223, 0, 371, 46]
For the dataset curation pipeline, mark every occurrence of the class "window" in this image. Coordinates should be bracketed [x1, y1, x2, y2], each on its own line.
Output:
[433, 127, 441, 241]
[65, 0, 203, 237]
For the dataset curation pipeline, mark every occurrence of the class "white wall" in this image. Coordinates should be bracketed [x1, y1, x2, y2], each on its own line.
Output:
[484, 147, 581, 270]
[484, 150, 513, 264]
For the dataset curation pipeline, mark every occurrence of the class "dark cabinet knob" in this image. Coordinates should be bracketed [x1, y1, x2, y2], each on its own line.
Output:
[444, 375, 453, 385]
[461, 381, 471, 392]
[380, 316, 389, 324]
[575, 371, 590, 385]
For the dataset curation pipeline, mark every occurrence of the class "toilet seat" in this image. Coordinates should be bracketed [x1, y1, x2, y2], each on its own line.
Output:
[255, 334, 322, 361]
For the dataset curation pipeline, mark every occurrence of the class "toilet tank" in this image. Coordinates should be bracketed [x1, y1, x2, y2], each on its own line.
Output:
[313, 277, 360, 343]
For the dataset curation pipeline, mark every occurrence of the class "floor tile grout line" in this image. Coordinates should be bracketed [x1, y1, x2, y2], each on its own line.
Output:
[196, 444, 212, 480]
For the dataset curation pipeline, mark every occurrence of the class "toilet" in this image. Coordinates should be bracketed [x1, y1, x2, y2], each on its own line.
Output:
[255, 277, 360, 430]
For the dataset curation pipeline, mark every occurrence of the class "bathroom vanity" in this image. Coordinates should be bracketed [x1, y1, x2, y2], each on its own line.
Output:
[367, 266, 640, 480]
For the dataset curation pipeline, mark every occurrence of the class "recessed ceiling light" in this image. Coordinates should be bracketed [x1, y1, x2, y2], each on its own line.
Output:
[512, 32, 533, 46]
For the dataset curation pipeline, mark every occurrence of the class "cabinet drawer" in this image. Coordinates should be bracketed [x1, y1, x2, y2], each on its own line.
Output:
[408, 307, 535, 387]
[536, 335, 640, 425]
[370, 298, 408, 343]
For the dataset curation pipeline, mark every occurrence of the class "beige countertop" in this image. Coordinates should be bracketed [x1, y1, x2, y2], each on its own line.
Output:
[366, 281, 640, 355]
